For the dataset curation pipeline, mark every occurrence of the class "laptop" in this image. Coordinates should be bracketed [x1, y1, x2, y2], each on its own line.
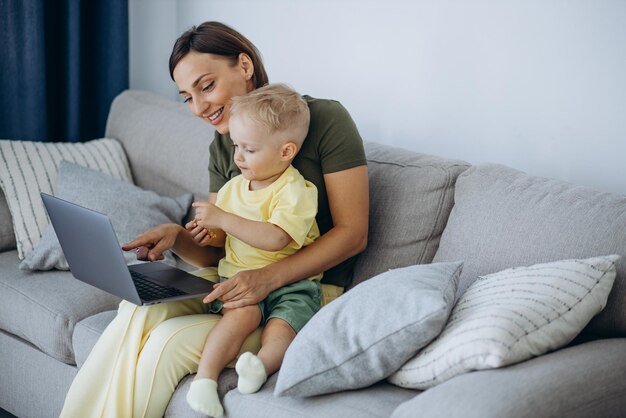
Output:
[41, 192, 216, 305]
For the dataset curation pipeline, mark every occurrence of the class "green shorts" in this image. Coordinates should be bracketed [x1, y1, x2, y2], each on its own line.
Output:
[208, 278, 321, 333]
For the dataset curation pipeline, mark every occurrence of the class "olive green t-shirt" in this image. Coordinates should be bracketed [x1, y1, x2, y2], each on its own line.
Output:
[208, 95, 367, 288]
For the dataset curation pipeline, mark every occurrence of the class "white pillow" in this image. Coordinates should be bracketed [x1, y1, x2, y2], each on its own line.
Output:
[0, 138, 132, 258]
[388, 255, 619, 390]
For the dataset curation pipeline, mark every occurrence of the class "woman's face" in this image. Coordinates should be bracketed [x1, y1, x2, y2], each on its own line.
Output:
[173, 50, 254, 134]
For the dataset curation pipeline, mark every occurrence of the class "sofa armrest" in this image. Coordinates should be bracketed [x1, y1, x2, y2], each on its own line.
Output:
[391, 338, 626, 418]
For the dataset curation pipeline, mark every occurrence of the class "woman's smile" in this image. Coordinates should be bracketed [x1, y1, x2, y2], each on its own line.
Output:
[206, 107, 225, 125]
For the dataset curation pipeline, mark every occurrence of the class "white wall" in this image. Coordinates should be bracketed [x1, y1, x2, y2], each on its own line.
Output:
[129, 0, 626, 194]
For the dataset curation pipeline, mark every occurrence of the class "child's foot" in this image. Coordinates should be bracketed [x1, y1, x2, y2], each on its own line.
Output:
[235, 352, 267, 394]
[186, 378, 223, 417]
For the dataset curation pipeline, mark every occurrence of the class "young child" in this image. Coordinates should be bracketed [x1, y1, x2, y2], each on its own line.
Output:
[185, 83, 322, 417]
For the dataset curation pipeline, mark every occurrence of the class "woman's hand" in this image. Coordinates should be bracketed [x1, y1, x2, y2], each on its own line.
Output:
[122, 223, 182, 262]
[203, 266, 276, 308]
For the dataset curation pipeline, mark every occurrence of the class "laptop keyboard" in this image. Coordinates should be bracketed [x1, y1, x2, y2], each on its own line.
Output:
[130, 271, 187, 301]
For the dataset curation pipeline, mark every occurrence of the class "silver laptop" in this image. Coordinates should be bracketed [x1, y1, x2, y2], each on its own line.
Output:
[41, 192, 215, 305]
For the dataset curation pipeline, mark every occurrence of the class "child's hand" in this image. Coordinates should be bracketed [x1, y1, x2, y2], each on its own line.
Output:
[192, 201, 225, 230]
[185, 219, 218, 246]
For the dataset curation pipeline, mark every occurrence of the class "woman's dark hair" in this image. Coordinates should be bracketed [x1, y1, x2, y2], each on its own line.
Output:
[169, 21, 269, 89]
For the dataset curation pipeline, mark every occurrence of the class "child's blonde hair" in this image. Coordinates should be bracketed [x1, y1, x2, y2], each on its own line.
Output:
[230, 83, 310, 147]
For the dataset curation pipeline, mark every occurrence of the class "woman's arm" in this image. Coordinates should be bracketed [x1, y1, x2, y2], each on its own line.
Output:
[122, 223, 225, 267]
[203, 165, 369, 308]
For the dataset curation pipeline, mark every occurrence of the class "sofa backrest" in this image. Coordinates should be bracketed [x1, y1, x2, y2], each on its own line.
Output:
[433, 163, 626, 338]
[350, 142, 470, 288]
[105, 90, 214, 203]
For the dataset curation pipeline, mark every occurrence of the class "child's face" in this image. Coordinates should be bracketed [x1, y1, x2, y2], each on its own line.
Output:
[229, 115, 289, 185]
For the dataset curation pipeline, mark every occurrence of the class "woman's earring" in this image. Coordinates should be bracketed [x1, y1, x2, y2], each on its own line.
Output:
[246, 73, 253, 80]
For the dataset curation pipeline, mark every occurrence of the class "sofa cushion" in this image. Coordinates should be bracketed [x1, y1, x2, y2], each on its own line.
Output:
[20, 162, 192, 271]
[388, 255, 617, 390]
[433, 163, 626, 337]
[221, 373, 417, 418]
[73, 310, 118, 368]
[351, 142, 469, 287]
[0, 138, 132, 259]
[0, 250, 121, 364]
[390, 339, 626, 418]
[276, 261, 461, 397]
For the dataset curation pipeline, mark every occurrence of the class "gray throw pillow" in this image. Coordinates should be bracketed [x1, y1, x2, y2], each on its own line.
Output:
[20, 161, 192, 271]
[274, 261, 462, 397]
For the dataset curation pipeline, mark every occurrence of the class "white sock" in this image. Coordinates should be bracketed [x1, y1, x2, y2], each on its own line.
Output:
[235, 352, 267, 394]
[186, 378, 223, 417]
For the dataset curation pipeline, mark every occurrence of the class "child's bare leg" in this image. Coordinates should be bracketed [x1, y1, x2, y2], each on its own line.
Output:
[236, 318, 295, 394]
[187, 305, 261, 416]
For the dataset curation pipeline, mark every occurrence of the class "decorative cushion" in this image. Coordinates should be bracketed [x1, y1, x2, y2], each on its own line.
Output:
[20, 161, 193, 271]
[432, 163, 626, 337]
[275, 261, 462, 397]
[0, 138, 132, 259]
[388, 255, 618, 390]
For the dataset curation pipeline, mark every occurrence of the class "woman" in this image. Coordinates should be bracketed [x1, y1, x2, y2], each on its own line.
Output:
[60, 21, 368, 418]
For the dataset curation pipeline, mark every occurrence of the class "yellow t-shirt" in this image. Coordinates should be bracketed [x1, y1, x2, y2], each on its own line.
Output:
[216, 165, 323, 281]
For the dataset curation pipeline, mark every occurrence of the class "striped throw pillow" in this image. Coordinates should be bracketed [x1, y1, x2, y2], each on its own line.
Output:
[388, 255, 618, 390]
[0, 138, 132, 259]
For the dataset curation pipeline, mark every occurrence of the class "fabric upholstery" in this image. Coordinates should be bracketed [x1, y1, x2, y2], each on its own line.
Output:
[433, 163, 626, 337]
[225, 373, 417, 418]
[72, 310, 118, 369]
[351, 142, 469, 287]
[0, 330, 77, 418]
[276, 262, 461, 397]
[390, 338, 626, 418]
[0, 250, 120, 364]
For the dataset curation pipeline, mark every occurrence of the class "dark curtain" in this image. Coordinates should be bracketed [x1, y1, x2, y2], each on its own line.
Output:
[0, 0, 128, 142]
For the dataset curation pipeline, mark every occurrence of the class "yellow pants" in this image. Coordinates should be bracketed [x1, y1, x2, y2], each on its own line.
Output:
[60, 269, 343, 418]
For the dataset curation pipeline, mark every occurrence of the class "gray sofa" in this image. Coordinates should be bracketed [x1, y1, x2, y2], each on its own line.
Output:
[1, 90, 625, 418]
